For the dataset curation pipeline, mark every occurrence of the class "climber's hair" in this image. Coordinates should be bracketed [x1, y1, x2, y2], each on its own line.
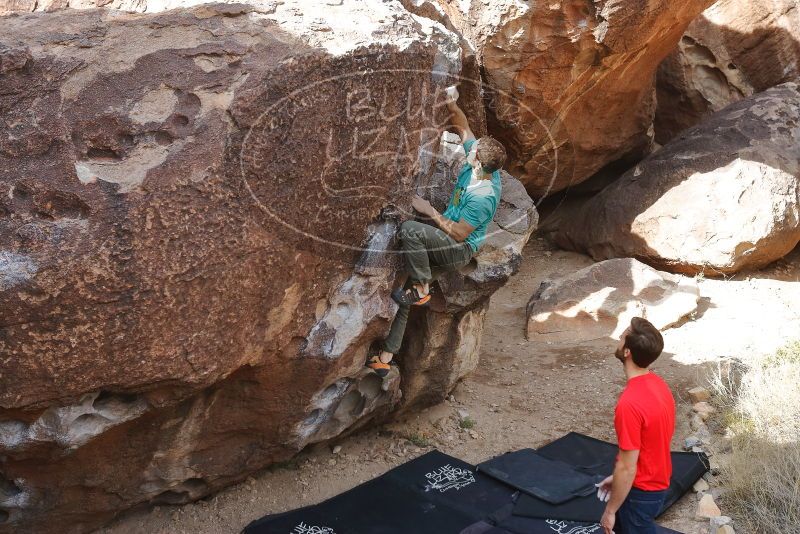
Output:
[624, 317, 664, 368]
[477, 136, 506, 173]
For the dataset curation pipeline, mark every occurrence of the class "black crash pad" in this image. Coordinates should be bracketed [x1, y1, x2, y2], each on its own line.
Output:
[243, 434, 699, 534]
[243, 450, 516, 534]
[512, 432, 708, 523]
[462, 516, 683, 534]
[243, 450, 624, 534]
[477, 449, 600, 504]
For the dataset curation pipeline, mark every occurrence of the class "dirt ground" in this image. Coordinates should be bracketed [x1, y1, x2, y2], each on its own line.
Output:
[102, 237, 800, 534]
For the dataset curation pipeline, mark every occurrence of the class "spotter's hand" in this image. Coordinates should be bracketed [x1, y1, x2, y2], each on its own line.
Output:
[412, 195, 434, 217]
[595, 475, 613, 502]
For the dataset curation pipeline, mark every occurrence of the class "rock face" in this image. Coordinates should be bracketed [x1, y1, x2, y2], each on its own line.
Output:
[526, 258, 699, 343]
[655, 0, 800, 142]
[554, 83, 800, 276]
[0, 3, 534, 532]
[419, 0, 714, 196]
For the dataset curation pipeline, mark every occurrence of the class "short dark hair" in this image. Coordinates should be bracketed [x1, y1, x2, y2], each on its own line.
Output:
[624, 317, 664, 368]
[477, 136, 506, 173]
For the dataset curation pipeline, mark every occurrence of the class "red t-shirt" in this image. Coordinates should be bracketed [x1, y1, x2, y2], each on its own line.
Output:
[614, 372, 676, 491]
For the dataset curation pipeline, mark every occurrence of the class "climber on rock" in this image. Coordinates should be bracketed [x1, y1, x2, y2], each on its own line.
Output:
[595, 317, 675, 534]
[366, 85, 507, 377]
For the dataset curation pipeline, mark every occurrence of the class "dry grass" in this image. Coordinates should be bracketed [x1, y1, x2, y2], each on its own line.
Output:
[458, 416, 475, 430]
[710, 341, 800, 533]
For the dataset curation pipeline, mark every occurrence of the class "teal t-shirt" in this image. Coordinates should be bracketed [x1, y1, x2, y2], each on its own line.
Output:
[441, 139, 502, 253]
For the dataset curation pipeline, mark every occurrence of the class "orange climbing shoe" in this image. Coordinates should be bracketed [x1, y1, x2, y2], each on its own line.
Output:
[366, 355, 391, 378]
[391, 286, 431, 307]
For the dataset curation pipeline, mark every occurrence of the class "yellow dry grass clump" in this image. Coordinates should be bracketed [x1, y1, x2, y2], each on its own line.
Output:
[711, 340, 800, 533]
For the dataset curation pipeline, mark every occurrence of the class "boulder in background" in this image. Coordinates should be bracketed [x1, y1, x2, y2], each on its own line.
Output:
[553, 83, 800, 276]
[527, 258, 700, 344]
[655, 0, 800, 142]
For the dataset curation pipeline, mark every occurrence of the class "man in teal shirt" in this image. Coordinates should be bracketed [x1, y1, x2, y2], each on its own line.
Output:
[367, 86, 507, 376]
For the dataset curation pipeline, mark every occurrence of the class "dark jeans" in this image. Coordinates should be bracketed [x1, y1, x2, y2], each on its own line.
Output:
[616, 487, 666, 534]
[382, 220, 473, 355]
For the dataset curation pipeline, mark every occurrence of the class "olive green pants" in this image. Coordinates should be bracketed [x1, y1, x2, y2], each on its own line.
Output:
[382, 220, 473, 355]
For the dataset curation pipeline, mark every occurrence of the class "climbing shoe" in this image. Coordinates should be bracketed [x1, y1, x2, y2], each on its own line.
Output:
[366, 355, 391, 378]
[391, 286, 431, 307]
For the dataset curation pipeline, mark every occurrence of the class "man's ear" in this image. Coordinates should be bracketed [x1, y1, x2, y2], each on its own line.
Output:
[624, 348, 632, 360]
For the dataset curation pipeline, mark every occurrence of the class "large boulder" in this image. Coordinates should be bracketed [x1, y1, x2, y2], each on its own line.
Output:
[409, 0, 714, 196]
[0, 3, 534, 532]
[553, 83, 800, 276]
[526, 258, 700, 344]
[655, 0, 800, 142]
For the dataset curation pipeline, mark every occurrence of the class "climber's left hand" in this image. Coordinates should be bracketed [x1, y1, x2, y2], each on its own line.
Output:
[412, 195, 434, 217]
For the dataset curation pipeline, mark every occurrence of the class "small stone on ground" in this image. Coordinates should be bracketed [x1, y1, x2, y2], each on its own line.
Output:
[696, 493, 722, 520]
[688, 386, 711, 403]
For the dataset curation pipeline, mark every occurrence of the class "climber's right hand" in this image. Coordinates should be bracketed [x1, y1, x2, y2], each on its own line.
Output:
[445, 85, 459, 104]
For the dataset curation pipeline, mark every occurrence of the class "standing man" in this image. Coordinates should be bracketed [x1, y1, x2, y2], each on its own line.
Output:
[596, 317, 675, 534]
[366, 86, 507, 376]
